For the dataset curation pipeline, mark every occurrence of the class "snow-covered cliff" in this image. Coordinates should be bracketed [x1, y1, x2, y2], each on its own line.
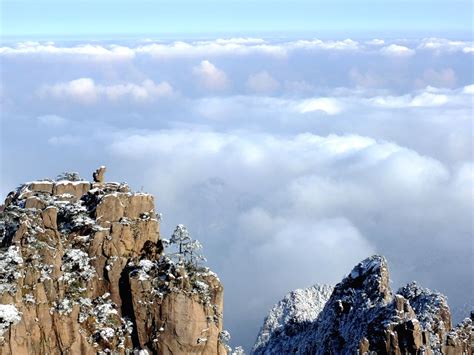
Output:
[253, 255, 472, 354]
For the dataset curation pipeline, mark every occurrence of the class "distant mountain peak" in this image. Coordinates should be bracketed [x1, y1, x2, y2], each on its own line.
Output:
[253, 255, 472, 354]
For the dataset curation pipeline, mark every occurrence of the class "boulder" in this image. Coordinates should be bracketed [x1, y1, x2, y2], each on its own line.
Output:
[93, 166, 106, 184]
[53, 181, 91, 199]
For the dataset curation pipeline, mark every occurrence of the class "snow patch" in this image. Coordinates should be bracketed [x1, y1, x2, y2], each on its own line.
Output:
[0, 304, 21, 337]
[0, 246, 24, 294]
[253, 284, 333, 353]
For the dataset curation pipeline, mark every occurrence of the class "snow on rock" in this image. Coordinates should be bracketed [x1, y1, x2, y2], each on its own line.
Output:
[0, 304, 21, 337]
[252, 284, 333, 354]
[136, 259, 155, 280]
[397, 281, 452, 348]
[0, 167, 226, 354]
[0, 246, 23, 294]
[60, 248, 96, 283]
[253, 255, 473, 354]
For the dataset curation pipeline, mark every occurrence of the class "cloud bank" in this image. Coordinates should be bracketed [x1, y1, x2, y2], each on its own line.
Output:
[1, 36, 472, 351]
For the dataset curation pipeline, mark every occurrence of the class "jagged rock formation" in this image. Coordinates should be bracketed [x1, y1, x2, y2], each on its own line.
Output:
[0, 168, 226, 354]
[252, 284, 333, 354]
[253, 256, 473, 354]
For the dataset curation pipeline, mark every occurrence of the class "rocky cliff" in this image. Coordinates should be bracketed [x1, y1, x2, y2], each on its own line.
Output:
[0, 167, 227, 354]
[253, 256, 473, 354]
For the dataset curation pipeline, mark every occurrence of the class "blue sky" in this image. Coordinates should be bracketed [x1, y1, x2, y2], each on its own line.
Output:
[2, 0, 473, 38]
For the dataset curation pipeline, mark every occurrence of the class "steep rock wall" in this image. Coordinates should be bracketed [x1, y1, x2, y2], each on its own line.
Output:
[0, 168, 226, 354]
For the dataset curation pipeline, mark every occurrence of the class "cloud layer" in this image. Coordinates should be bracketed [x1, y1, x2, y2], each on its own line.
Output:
[1, 36, 472, 350]
[1, 37, 472, 59]
[39, 78, 174, 104]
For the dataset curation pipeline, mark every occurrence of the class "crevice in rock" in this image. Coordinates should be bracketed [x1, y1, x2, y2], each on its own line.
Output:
[119, 265, 140, 348]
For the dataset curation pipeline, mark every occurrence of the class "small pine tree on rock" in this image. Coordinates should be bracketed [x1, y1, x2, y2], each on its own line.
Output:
[169, 224, 206, 267]
[56, 172, 83, 181]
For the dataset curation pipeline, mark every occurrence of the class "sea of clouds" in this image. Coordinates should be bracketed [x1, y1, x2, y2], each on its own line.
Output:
[0, 37, 472, 350]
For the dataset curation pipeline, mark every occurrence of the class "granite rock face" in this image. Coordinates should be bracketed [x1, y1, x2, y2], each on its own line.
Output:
[253, 256, 473, 354]
[0, 168, 226, 354]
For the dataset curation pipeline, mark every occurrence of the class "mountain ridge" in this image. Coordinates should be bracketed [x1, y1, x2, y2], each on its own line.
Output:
[253, 255, 472, 354]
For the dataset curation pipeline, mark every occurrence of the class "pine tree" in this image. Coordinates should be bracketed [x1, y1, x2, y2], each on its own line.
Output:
[169, 224, 206, 267]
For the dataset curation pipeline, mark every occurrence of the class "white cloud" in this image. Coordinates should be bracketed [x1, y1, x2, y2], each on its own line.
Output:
[40, 78, 98, 104]
[409, 92, 449, 107]
[0, 42, 135, 60]
[368, 91, 449, 108]
[137, 40, 287, 58]
[366, 39, 385, 46]
[2, 36, 473, 351]
[214, 38, 266, 45]
[102, 80, 174, 102]
[296, 98, 343, 115]
[2, 38, 471, 61]
[0, 38, 361, 60]
[380, 44, 416, 57]
[246, 71, 280, 94]
[192, 60, 229, 91]
[291, 38, 360, 51]
[38, 78, 174, 104]
[462, 84, 474, 94]
[418, 38, 474, 54]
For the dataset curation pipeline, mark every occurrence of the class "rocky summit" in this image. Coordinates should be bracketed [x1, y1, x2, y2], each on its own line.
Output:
[0, 167, 226, 354]
[253, 256, 473, 354]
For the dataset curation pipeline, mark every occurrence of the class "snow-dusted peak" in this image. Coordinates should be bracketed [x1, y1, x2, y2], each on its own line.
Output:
[340, 254, 391, 304]
[349, 254, 386, 280]
[252, 255, 471, 354]
[252, 284, 333, 354]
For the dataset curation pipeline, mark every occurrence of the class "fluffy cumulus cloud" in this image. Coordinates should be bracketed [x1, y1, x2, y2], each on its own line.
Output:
[366, 39, 385, 46]
[246, 71, 280, 94]
[418, 38, 474, 53]
[192, 60, 229, 91]
[292, 38, 360, 51]
[1, 36, 473, 351]
[38, 78, 174, 104]
[463, 84, 474, 94]
[380, 44, 416, 57]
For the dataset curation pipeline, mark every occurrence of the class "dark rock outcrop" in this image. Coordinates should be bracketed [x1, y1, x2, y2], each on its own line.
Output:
[253, 255, 473, 354]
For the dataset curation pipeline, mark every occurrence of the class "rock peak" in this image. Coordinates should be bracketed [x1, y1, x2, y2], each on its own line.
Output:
[253, 255, 472, 354]
[0, 170, 227, 354]
[349, 254, 386, 279]
[93, 166, 107, 184]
